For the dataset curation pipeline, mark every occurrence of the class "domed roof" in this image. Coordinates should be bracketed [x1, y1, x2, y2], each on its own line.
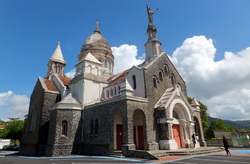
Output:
[83, 29, 110, 47]
[78, 26, 114, 64]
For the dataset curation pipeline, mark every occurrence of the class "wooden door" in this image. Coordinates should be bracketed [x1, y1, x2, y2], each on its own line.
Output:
[172, 124, 182, 148]
[116, 124, 123, 150]
[137, 126, 144, 150]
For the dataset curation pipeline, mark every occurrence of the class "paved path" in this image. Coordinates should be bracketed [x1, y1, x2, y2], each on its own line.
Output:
[149, 149, 250, 163]
[0, 149, 249, 164]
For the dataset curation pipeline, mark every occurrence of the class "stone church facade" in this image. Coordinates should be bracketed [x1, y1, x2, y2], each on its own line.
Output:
[20, 6, 205, 157]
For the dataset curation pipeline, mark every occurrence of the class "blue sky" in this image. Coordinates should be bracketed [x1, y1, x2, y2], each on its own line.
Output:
[1, 0, 250, 121]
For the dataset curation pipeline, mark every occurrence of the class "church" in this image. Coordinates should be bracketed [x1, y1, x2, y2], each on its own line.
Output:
[20, 5, 205, 158]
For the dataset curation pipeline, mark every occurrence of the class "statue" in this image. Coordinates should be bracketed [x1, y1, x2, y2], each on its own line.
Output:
[147, 4, 158, 24]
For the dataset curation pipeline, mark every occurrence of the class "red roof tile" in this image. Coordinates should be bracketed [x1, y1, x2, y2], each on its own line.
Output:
[44, 79, 58, 91]
[108, 69, 131, 85]
[59, 76, 72, 86]
[0, 125, 6, 129]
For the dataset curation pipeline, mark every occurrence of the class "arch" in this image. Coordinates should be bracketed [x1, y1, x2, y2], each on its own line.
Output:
[87, 65, 92, 74]
[97, 58, 102, 63]
[164, 65, 169, 77]
[106, 89, 110, 98]
[194, 116, 201, 142]
[113, 110, 123, 150]
[159, 70, 163, 82]
[133, 109, 146, 150]
[171, 74, 176, 85]
[110, 88, 113, 97]
[168, 99, 193, 149]
[153, 76, 158, 88]
[168, 99, 192, 121]
[104, 60, 108, 68]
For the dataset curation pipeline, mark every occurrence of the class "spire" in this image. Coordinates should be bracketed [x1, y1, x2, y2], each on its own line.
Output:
[45, 42, 66, 79]
[50, 42, 66, 64]
[191, 98, 200, 111]
[145, 4, 162, 63]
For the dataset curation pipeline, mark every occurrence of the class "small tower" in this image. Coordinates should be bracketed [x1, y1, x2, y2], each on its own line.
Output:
[45, 42, 66, 79]
[145, 4, 163, 63]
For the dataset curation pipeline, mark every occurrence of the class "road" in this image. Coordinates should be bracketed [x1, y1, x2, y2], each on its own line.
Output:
[0, 149, 250, 164]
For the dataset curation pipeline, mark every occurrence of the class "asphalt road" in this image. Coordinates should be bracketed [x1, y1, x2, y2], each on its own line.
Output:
[1, 149, 250, 164]
[165, 154, 250, 164]
[0, 156, 143, 164]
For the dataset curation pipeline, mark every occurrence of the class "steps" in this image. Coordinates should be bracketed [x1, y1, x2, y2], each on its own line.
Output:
[149, 147, 223, 159]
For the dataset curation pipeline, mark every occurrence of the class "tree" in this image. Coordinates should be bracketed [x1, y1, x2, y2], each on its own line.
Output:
[206, 118, 236, 139]
[0, 118, 24, 144]
[0, 119, 6, 125]
[188, 97, 209, 139]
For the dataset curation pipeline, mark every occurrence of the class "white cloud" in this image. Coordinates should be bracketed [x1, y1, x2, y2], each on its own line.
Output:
[0, 91, 30, 121]
[65, 69, 76, 78]
[112, 44, 144, 73]
[171, 35, 250, 120]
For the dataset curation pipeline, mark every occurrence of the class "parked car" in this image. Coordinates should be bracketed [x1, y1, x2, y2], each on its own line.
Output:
[2, 145, 19, 151]
[2, 145, 10, 150]
[8, 145, 19, 151]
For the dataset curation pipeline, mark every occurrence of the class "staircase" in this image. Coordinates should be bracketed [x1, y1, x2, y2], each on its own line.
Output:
[149, 147, 223, 159]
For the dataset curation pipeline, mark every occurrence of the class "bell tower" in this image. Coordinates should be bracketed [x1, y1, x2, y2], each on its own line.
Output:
[45, 42, 66, 79]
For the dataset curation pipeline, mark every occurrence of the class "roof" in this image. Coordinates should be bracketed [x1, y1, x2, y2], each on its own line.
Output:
[44, 79, 58, 91]
[50, 42, 66, 64]
[0, 125, 6, 129]
[83, 30, 110, 47]
[83, 52, 102, 64]
[58, 76, 72, 86]
[107, 69, 131, 85]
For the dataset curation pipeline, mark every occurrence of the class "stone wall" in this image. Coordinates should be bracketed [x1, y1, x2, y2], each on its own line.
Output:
[82, 96, 153, 155]
[143, 54, 187, 147]
[82, 98, 127, 154]
[46, 108, 82, 156]
[20, 79, 58, 156]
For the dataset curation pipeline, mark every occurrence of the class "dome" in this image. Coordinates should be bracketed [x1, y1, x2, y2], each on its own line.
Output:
[84, 29, 110, 47]
[78, 26, 114, 76]
[80, 28, 112, 56]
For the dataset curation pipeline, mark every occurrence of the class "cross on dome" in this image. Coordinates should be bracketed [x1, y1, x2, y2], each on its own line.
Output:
[95, 20, 100, 29]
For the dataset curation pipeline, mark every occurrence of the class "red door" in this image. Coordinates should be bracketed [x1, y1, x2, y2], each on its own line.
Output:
[116, 124, 123, 150]
[137, 126, 144, 150]
[172, 124, 182, 148]
[134, 126, 145, 150]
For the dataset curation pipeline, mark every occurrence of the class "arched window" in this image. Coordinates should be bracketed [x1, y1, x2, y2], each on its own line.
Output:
[62, 120, 68, 136]
[171, 74, 176, 85]
[95, 119, 99, 134]
[132, 75, 136, 89]
[107, 90, 110, 98]
[164, 65, 169, 77]
[153, 76, 158, 88]
[159, 71, 163, 82]
[111, 88, 113, 97]
[98, 58, 102, 63]
[104, 60, 108, 68]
